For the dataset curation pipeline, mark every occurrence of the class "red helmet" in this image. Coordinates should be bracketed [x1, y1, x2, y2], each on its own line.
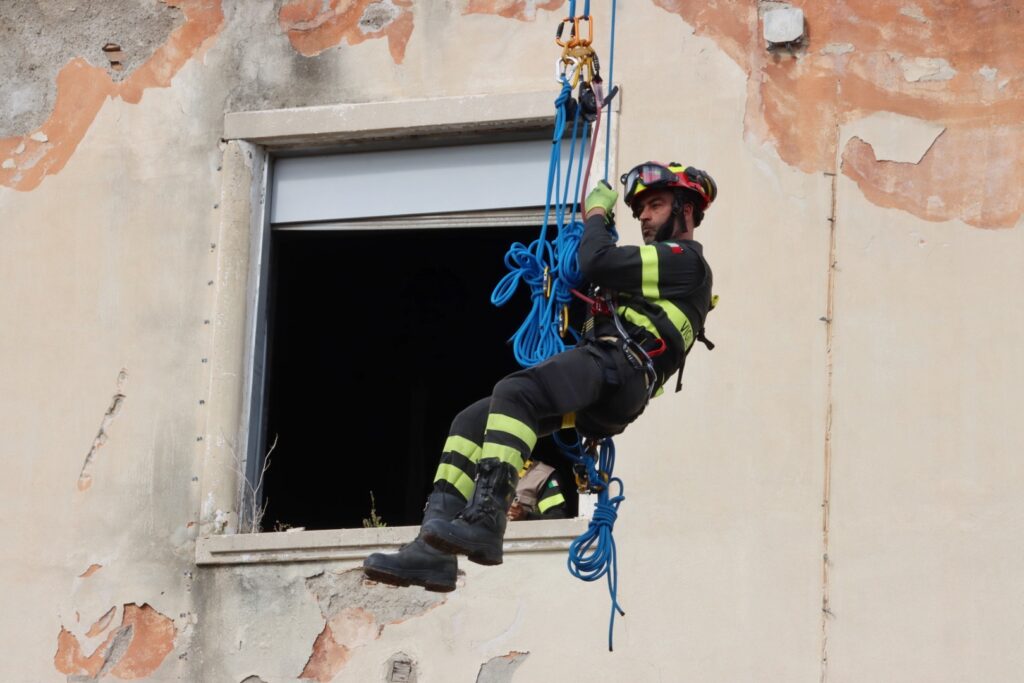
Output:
[620, 162, 717, 213]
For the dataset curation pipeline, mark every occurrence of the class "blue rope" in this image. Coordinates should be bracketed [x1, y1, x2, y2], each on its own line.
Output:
[603, 0, 617, 181]
[491, 79, 588, 367]
[554, 432, 626, 651]
[492, 0, 624, 650]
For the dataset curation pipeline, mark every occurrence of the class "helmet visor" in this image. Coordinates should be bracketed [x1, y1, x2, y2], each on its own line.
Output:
[620, 163, 678, 206]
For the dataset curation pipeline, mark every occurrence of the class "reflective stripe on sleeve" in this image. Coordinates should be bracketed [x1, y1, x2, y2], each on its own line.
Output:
[639, 245, 660, 299]
[538, 492, 566, 513]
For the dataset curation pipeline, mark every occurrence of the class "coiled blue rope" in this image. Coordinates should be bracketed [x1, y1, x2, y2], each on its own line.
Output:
[555, 431, 626, 651]
[493, 0, 625, 651]
[491, 79, 589, 366]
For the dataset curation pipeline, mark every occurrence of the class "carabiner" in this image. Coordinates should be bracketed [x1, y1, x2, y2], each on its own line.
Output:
[556, 56, 580, 85]
[554, 16, 577, 47]
[555, 16, 594, 48]
[574, 15, 594, 47]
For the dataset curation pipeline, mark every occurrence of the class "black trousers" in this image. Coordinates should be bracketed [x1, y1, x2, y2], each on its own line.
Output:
[431, 341, 649, 503]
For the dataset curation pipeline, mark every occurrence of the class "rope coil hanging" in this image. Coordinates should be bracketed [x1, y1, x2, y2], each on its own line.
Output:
[491, 0, 624, 651]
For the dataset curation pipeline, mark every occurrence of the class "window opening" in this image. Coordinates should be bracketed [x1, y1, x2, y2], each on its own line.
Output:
[258, 225, 583, 531]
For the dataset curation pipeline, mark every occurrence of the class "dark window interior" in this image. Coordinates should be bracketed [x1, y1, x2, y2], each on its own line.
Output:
[259, 226, 583, 530]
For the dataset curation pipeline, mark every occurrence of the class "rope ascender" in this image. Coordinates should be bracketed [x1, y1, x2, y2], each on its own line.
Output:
[491, 0, 624, 651]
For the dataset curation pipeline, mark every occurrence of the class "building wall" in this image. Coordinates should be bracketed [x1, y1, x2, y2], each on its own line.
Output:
[1, 1, 1021, 681]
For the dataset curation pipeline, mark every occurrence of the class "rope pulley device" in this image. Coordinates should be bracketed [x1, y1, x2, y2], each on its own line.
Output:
[491, 0, 623, 651]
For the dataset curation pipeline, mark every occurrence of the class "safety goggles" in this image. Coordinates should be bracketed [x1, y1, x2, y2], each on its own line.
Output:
[620, 163, 679, 206]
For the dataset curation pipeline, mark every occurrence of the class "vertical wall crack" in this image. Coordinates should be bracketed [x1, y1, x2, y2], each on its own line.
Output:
[78, 368, 128, 491]
[820, 102, 841, 683]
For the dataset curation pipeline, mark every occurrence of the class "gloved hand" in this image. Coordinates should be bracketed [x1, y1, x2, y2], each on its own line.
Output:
[584, 180, 617, 221]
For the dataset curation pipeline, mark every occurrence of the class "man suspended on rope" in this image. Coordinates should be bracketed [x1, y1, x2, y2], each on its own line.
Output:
[362, 161, 717, 593]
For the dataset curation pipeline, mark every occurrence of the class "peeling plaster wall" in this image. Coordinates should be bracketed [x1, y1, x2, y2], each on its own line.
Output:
[1, 1, 1022, 681]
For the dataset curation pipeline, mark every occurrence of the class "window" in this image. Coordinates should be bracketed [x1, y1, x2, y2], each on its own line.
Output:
[250, 139, 586, 531]
[196, 92, 617, 563]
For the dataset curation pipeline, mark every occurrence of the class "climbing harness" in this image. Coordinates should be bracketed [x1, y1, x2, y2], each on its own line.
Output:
[491, 0, 626, 651]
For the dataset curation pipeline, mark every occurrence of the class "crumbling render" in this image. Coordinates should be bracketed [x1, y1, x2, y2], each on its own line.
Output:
[0, 0, 224, 192]
[653, 0, 1024, 228]
[279, 0, 414, 63]
[298, 569, 446, 682]
[476, 651, 529, 683]
[78, 369, 128, 492]
[79, 564, 104, 579]
[463, 0, 564, 22]
[54, 603, 176, 680]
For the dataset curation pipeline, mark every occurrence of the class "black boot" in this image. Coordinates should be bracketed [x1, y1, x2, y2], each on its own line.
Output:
[421, 459, 519, 566]
[362, 491, 463, 592]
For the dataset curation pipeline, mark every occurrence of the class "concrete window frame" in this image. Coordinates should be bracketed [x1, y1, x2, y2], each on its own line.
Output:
[195, 90, 620, 566]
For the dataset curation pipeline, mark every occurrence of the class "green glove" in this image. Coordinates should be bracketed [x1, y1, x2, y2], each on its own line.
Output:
[584, 180, 618, 220]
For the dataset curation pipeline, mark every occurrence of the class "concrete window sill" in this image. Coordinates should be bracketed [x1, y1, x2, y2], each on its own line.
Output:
[195, 517, 590, 566]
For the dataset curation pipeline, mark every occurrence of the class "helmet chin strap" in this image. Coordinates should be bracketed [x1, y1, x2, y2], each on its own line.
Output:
[653, 198, 684, 242]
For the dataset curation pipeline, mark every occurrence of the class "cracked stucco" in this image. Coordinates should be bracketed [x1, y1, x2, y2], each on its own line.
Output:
[0, 0, 224, 191]
[654, 0, 1024, 227]
[299, 569, 446, 682]
[0, 0, 184, 137]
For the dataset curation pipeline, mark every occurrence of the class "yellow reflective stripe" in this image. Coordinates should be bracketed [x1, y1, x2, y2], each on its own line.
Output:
[654, 299, 695, 350]
[538, 492, 566, 513]
[433, 463, 475, 500]
[622, 302, 695, 352]
[639, 245, 660, 299]
[443, 435, 482, 463]
[561, 412, 575, 429]
[485, 413, 537, 451]
[482, 444, 525, 471]
[620, 307, 659, 337]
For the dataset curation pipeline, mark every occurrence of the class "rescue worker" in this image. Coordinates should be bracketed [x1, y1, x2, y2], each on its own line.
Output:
[507, 459, 568, 521]
[362, 162, 717, 592]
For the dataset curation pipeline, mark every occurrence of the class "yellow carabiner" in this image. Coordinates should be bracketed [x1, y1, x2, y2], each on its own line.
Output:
[543, 265, 551, 299]
[559, 304, 570, 338]
[561, 44, 595, 86]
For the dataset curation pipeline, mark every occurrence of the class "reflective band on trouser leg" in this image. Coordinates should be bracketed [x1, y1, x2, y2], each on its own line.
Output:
[481, 443, 527, 472]
[433, 435, 482, 501]
[480, 412, 539, 472]
[485, 413, 538, 452]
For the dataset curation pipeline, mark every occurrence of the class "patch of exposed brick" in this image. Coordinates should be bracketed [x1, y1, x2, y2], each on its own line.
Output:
[653, 0, 1024, 228]
[298, 570, 445, 679]
[54, 603, 176, 679]
[299, 624, 351, 682]
[279, 0, 414, 63]
[463, 0, 564, 21]
[0, 0, 224, 192]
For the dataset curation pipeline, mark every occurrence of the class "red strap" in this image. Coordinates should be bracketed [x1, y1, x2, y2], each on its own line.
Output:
[645, 337, 667, 358]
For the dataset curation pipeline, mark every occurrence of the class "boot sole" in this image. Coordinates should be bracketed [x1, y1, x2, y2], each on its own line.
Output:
[422, 529, 502, 566]
[362, 565, 456, 593]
